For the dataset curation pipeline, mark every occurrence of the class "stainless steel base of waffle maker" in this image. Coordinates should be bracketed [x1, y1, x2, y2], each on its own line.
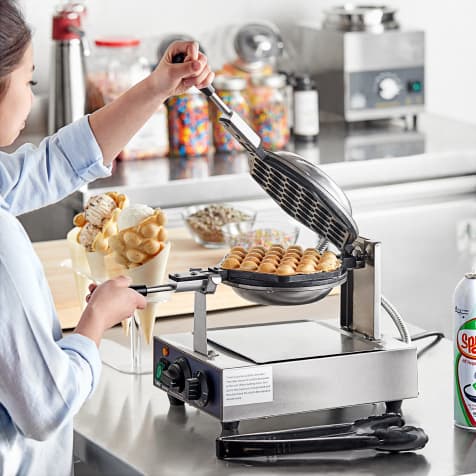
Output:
[148, 239, 417, 426]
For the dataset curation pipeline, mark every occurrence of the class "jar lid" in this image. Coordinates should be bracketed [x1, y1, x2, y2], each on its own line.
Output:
[213, 75, 247, 91]
[294, 73, 316, 90]
[251, 73, 286, 88]
[95, 37, 141, 48]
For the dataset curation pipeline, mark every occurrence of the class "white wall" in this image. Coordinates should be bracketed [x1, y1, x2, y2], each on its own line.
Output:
[22, 0, 476, 125]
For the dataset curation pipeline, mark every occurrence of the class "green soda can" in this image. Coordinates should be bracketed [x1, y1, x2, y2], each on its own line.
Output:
[454, 272, 476, 430]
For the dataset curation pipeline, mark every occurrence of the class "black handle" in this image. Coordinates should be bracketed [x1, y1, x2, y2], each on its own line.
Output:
[130, 284, 148, 296]
[172, 53, 215, 96]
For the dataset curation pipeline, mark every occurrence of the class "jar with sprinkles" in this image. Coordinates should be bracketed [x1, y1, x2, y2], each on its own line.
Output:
[167, 88, 211, 157]
[211, 76, 249, 153]
[249, 74, 289, 150]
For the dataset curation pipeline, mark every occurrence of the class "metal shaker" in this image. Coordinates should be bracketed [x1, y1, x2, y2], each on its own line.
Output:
[48, 5, 88, 134]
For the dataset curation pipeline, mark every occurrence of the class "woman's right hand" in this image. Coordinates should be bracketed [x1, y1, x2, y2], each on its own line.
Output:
[74, 276, 146, 346]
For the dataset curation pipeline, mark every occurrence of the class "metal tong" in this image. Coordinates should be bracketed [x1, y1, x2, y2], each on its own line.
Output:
[216, 413, 428, 459]
[172, 53, 265, 159]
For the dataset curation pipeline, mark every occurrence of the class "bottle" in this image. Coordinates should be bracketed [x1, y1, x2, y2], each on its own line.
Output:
[293, 74, 319, 142]
[454, 271, 476, 430]
[48, 3, 87, 134]
[167, 88, 210, 157]
[249, 73, 289, 150]
[211, 76, 249, 153]
[87, 37, 169, 159]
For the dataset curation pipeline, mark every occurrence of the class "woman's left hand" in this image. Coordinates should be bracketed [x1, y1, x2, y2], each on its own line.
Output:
[149, 40, 214, 99]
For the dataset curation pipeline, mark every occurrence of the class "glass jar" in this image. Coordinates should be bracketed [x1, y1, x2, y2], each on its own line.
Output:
[249, 74, 289, 150]
[211, 76, 249, 153]
[86, 37, 169, 159]
[167, 88, 210, 157]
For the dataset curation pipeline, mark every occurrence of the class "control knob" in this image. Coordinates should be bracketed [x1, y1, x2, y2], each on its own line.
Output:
[378, 77, 400, 101]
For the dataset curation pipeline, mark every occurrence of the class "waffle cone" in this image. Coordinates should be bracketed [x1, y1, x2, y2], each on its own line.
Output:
[86, 251, 108, 282]
[66, 227, 91, 310]
[125, 242, 170, 344]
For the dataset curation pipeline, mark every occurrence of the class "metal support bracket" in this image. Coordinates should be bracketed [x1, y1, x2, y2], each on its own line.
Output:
[340, 237, 381, 340]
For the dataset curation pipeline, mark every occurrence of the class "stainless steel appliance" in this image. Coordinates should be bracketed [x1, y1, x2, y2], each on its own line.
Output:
[132, 72, 419, 455]
[298, 5, 425, 123]
[48, 3, 88, 134]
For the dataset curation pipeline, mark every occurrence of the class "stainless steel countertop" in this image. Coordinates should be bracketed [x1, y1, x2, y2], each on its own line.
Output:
[73, 301, 472, 476]
[80, 114, 476, 208]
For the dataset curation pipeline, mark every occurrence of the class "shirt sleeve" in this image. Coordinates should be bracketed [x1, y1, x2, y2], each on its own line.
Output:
[0, 116, 111, 216]
[0, 215, 102, 441]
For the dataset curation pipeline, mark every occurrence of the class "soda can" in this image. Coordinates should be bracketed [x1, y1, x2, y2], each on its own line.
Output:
[454, 272, 476, 430]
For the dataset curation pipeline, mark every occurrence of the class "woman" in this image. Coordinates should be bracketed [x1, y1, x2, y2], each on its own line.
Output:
[0, 1, 214, 474]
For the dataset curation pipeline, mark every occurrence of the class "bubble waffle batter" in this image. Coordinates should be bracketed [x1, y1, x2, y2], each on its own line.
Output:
[109, 209, 168, 268]
[221, 245, 340, 275]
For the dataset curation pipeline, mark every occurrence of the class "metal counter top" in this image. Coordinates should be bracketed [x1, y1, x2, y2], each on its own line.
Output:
[83, 114, 476, 208]
[73, 300, 473, 476]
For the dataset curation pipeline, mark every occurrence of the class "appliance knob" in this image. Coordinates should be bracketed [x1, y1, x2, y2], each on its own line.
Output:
[378, 77, 400, 101]
[184, 377, 201, 400]
[161, 363, 185, 391]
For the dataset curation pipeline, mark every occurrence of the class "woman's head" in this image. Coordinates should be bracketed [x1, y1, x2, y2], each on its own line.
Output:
[0, 0, 33, 146]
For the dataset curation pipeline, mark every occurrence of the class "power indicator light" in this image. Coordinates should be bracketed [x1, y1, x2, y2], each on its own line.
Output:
[408, 81, 422, 93]
[155, 362, 164, 380]
[162, 346, 170, 357]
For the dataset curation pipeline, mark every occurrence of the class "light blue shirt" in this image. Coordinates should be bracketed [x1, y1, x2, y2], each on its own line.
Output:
[0, 116, 111, 476]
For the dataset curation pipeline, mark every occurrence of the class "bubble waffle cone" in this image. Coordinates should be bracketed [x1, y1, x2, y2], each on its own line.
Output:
[86, 251, 108, 282]
[124, 242, 171, 344]
[66, 227, 91, 310]
[74, 192, 129, 254]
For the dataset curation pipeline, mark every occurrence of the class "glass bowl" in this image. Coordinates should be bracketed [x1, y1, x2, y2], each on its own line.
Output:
[182, 203, 257, 248]
[221, 220, 300, 250]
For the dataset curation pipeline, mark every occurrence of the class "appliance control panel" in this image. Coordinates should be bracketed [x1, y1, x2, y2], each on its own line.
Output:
[153, 337, 221, 418]
[347, 67, 424, 111]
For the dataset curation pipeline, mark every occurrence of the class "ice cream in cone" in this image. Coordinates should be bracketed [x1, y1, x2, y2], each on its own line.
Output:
[110, 205, 170, 344]
[73, 192, 128, 280]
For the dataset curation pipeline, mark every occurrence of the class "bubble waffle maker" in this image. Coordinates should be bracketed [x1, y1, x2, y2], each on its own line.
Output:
[136, 63, 420, 457]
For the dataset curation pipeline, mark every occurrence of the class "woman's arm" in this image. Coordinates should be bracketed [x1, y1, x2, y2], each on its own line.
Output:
[89, 40, 213, 165]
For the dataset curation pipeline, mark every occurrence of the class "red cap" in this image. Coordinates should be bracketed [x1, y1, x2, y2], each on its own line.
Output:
[52, 11, 82, 40]
[94, 38, 141, 48]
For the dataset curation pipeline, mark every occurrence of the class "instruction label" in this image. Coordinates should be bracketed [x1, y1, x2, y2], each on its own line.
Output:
[223, 366, 273, 407]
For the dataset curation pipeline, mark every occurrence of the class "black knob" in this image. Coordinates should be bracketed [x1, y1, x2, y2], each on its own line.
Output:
[185, 377, 201, 400]
[161, 363, 185, 391]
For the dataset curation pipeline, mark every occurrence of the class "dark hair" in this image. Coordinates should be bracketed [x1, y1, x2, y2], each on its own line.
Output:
[0, 0, 32, 98]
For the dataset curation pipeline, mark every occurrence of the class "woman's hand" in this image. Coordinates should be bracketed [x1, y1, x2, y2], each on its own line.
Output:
[149, 40, 215, 99]
[74, 276, 146, 346]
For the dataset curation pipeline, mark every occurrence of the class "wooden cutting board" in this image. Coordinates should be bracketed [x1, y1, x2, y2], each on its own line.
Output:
[34, 227, 339, 330]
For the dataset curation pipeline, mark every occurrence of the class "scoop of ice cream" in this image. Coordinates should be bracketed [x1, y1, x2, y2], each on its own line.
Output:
[77, 222, 101, 251]
[84, 193, 117, 227]
[118, 204, 155, 230]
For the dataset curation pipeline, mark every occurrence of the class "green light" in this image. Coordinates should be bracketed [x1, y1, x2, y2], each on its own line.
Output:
[155, 362, 164, 380]
[412, 81, 422, 92]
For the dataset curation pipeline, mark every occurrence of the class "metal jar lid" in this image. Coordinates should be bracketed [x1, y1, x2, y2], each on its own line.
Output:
[213, 75, 247, 91]
[251, 73, 287, 89]
[323, 5, 400, 32]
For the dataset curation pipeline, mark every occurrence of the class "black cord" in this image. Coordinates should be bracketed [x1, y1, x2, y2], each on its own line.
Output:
[410, 331, 445, 359]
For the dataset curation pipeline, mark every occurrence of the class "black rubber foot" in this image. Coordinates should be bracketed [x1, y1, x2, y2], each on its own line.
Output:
[221, 421, 240, 436]
[168, 394, 184, 406]
[386, 400, 403, 414]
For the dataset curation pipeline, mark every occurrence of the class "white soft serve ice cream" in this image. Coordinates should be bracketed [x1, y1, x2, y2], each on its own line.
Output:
[117, 204, 155, 230]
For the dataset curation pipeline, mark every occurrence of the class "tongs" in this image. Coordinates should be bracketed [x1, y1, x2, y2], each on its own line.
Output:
[172, 53, 265, 160]
[216, 413, 428, 460]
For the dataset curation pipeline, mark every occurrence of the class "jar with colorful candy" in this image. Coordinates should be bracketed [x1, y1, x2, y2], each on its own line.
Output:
[86, 37, 169, 159]
[167, 88, 210, 157]
[211, 76, 249, 153]
[249, 74, 289, 150]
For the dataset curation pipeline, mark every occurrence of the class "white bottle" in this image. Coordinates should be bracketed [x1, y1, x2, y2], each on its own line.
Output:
[293, 74, 319, 142]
